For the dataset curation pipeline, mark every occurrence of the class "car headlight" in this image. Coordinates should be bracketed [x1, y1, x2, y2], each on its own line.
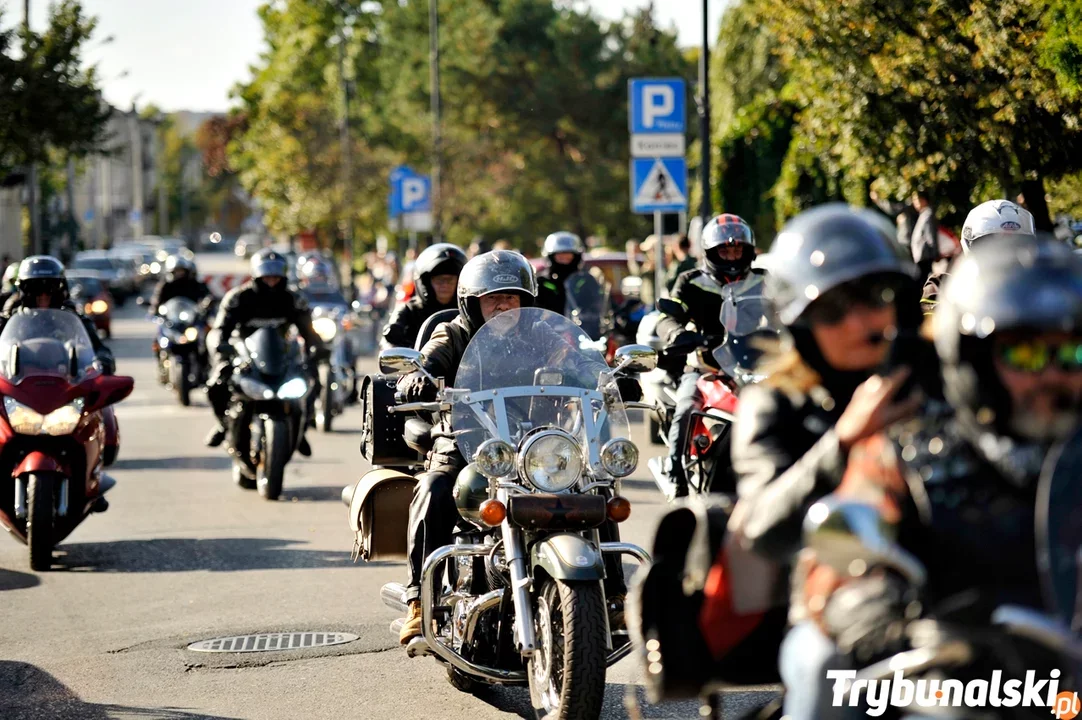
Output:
[313, 317, 337, 342]
[278, 377, 308, 399]
[184, 327, 199, 342]
[519, 430, 583, 493]
[474, 439, 515, 478]
[90, 300, 109, 314]
[4, 397, 84, 436]
[238, 376, 275, 400]
[600, 438, 638, 478]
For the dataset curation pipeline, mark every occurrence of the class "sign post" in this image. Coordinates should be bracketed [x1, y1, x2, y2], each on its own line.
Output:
[629, 78, 688, 302]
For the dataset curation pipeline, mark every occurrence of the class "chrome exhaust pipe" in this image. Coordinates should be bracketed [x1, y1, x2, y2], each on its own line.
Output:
[14, 477, 26, 519]
[381, 582, 409, 614]
[463, 589, 504, 648]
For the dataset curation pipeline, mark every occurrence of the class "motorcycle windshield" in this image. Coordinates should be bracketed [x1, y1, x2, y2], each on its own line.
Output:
[1037, 428, 1082, 627]
[450, 307, 628, 466]
[160, 297, 199, 325]
[713, 276, 781, 383]
[244, 327, 289, 378]
[0, 309, 97, 382]
[564, 271, 609, 341]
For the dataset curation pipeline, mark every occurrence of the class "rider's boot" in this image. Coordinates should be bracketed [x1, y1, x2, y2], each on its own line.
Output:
[399, 600, 423, 645]
[205, 424, 226, 448]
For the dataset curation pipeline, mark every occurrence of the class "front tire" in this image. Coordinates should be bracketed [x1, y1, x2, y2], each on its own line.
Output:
[258, 418, 290, 500]
[172, 356, 192, 406]
[528, 579, 607, 720]
[26, 474, 56, 572]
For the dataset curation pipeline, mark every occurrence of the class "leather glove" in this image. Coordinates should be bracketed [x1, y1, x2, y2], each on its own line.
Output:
[398, 373, 437, 403]
[615, 375, 643, 402]
[821, 572, 915, 664]
[668, 330, 704, 352]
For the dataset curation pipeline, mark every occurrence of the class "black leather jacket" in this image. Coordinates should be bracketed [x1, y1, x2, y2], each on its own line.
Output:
[655, 268, 758, 372]
[211, 281, 324, 359]
[150, 277, 212, 315]
[380, 295, 455, 351]
[0, 295, 116, 374]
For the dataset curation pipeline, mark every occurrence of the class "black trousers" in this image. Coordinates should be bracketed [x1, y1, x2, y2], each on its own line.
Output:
[404, 463, 628, 602]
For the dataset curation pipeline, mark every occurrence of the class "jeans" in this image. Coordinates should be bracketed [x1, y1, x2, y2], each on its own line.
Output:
[778, 621, 859, 720]
[666, 371, 703, 492]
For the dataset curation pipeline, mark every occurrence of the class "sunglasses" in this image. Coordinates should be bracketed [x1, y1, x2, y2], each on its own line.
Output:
[805, 279, 898, 325]
[997, 340, 1082, 373]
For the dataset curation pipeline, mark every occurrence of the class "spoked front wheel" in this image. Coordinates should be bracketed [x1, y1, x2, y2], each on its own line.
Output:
[528, 579, 607, 720]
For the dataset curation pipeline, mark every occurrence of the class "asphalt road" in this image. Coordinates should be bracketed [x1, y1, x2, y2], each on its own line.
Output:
[0, 252, 780, 720]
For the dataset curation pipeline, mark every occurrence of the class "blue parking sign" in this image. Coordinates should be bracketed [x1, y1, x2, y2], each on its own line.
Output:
[629, 78, 686, 135]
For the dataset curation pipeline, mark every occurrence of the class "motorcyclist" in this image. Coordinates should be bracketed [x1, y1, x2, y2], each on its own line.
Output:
[654, 213, 759, 499]
[395, 249, 642, 645]
[796, 233, 1082, 717]
[380, 243, 466, 351]
[728, 204, 925, 719]
[0, 262, 17, 306]
[149, 255, 212, 316]
[204, 249, 327, 457]
[921, 199, 1035, 308]
[535, 231, 585, 316]
[0, 256, 116, 375]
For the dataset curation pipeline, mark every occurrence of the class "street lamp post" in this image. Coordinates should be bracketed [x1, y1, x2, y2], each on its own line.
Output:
[337, 25, 356, 293]
[429, 0, 442, 242]
[698, 0, 712, 224]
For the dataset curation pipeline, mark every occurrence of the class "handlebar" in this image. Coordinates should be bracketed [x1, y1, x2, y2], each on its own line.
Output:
[389, 401, 445, 414]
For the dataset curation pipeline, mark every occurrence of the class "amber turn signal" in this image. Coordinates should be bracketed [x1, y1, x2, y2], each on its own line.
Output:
[479, 499, 507, 527]
[606, 496, 632, 523]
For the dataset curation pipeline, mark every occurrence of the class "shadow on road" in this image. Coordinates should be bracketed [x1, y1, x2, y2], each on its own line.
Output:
[110, 456, 232, 472]
[54, 537, 354, 573]
[471, 682, 755, 719]
[0, 661, 239, 720]
[281, 485, 349, 503]
[0, 567, 40, 592]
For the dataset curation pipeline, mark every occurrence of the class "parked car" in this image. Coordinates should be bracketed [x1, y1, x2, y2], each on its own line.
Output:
[110, 244, 162, 287]
[72, 251, 135, 305]
[66, 271, 114, 339]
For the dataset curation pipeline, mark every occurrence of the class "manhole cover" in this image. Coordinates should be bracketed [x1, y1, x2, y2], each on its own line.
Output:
[186, 632, 359, 653]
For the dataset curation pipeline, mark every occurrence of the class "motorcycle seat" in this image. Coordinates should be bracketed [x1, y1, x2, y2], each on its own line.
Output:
[414, 309, 459, 351]
[404, 417, 434, 455]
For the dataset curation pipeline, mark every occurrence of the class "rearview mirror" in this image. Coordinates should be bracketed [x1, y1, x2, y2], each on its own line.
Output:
[803, 497, 926, 587]
[82, 374, 135, 414]
[379, 347, 424, 376]
[613, 344, 658, 374]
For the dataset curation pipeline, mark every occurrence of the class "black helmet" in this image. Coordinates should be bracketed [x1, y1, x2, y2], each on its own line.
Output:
[250, 249, 289, 286]
[165, 254, 197, 282]
[16, 255, 68, 305]
[701, 214, 756, 282]
[414, 243, 467, 306]
[764, 203, 915, 327]
[935, 234, 1082, 445]
[457, 250, 537, 332]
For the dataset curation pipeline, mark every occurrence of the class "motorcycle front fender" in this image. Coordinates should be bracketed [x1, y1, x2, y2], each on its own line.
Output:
[13, 451, 65, 477]
[531, 532, 605, 581]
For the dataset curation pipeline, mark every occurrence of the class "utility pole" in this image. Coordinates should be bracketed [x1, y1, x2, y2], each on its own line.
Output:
[24, 0, 42, 256]
[698, 0, 712, 224]
[130, 101, 145, 239]
[337, 19, 356, 294]
[429, 0, 442, 242]
[157, 117, 168, 235]
[65, 156, 76, 260]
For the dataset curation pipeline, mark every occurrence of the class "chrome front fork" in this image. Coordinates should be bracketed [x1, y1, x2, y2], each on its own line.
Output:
[501, 519, 538, 656]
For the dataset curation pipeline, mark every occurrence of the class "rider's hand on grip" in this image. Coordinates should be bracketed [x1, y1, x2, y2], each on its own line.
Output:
[398, 373, 437, 403]
[820, 570, 913, 664]
[615, 375, 643, 402]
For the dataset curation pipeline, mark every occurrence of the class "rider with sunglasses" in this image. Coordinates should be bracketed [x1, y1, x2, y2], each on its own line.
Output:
[793, 232, 1082, 718]
[728, 204, 925, 719]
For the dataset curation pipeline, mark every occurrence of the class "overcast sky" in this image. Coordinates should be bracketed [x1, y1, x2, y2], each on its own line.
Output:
[24, 0, 726, 113]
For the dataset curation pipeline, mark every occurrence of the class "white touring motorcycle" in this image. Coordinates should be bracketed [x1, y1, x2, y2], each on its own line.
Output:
[345, 308, 655, 719]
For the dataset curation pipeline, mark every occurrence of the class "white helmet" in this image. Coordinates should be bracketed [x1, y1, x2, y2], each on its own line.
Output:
[961, 200, 1036, 253]
[542, 231, 584, 257]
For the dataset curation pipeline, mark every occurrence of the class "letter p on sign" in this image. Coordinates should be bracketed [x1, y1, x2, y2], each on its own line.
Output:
[643, 86, 674, 129]
[402, 178, 428, 211]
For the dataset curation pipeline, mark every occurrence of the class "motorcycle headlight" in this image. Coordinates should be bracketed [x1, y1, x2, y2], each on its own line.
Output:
[184, 327, 199, 342]
[90, 300, 109, 314]
[313, 317, 337, 342]
[4, 397, 84, 436]
[278, 377, 308, 399]
[238, 376, 275, 400]
[474, 439, 515, 478]
[600, 438, 638, 478]
[150, 261, 162, 274]
[519, 430, 583, 493]
[42, 398, 85, 436]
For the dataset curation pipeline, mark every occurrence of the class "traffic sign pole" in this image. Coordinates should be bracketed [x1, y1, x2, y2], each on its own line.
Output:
[654, 210, 664, 303]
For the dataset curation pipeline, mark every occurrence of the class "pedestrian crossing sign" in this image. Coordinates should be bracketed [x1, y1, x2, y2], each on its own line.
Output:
[631, 157, 688, 214]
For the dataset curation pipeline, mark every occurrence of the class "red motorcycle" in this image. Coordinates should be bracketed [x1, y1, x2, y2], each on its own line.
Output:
[0, 309, 133, 570]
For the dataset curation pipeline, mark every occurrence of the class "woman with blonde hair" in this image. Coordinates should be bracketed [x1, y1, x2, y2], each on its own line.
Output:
[729, 203, 925, 719]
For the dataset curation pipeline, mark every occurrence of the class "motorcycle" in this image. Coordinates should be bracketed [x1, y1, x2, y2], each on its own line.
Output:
[0, 309, 133, 570]
[153, 297, 208, 406]
[226, 322, 312, 500]
[346, 308, 654, 719]
[309, 304, 355, 433]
